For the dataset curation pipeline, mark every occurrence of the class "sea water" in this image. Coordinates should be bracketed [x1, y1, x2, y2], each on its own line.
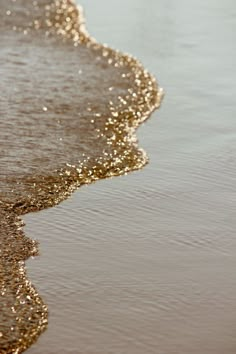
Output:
[0, 0, 162, 352]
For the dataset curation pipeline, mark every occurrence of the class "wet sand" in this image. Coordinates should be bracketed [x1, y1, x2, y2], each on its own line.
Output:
[22, 0, 236, 353]
[0, 1, 162, 351]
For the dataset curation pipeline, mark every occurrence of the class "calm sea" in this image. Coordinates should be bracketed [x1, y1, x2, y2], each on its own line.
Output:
[1, 0, 236, 353]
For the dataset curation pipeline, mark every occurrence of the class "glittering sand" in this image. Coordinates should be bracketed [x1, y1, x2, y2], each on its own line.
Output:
[0, 0, 162, 352]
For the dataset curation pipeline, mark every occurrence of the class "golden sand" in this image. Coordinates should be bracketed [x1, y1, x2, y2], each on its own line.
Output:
[0, 1, 162, 352]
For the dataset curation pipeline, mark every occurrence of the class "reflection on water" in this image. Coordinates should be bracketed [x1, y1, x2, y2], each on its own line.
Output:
[25, 0, 236, 353]
[0, 0, 162, 352]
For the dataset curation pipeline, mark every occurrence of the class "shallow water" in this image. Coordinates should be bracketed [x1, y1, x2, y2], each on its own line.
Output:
[25, 0, 236, 353]
[2, 0, 236, 353]
[0, 0, 162, 352]
[0, 0, 161, 210]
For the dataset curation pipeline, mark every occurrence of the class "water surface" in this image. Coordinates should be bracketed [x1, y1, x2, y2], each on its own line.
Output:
[25, 0, 236, 353]
[0, 0, 162, 352]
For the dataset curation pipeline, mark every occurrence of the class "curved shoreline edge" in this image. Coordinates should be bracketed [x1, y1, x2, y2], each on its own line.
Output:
[0, 1, 163, 352]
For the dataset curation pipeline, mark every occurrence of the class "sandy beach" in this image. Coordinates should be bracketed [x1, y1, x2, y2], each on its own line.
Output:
[2, 0, 236, 353]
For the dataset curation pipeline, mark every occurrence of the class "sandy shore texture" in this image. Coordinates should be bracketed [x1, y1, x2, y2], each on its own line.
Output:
[0, 0, 162, 352]
[25, 0, 236, 353]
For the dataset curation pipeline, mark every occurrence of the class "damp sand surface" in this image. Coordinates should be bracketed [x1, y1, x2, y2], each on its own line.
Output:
[0, 0, 161, 352]
[25, 0, 236, 353]
[2, 0, 236, 353]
